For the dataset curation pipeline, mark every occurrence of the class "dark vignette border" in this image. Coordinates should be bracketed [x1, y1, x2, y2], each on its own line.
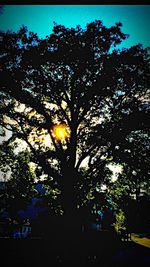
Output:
[0, 0, 150, 6]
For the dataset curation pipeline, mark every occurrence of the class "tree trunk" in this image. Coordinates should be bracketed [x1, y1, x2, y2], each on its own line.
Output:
[61, 165, 81, 234]
[136, 187, 140, 202]
[62, 166, 76, 213]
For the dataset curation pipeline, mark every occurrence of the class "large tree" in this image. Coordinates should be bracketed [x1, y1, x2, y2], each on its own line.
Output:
[0, 20, 149, 229]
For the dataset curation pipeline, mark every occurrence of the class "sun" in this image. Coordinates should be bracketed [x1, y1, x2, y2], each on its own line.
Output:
[51, 123, 70, 142]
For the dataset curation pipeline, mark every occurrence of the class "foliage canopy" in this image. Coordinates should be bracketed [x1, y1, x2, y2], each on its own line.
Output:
[0, 20, 149, 221]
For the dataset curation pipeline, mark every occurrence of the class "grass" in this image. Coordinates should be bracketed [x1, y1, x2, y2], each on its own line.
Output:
[131, 233, 150, 248]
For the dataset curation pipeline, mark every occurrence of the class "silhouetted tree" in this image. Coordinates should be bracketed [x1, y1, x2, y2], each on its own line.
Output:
[0, 20, 149, 230]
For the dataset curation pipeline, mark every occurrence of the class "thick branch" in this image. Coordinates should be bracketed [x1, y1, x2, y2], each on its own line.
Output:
[18, 123, 60, 181]
[75, 144, 97, 171]
[1, 71, 52, 127]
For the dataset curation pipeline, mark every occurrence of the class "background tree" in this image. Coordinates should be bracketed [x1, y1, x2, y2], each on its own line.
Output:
[107, 129, 150, 231]
[0, 144, 35, 219]
[0, 20, 149, 230]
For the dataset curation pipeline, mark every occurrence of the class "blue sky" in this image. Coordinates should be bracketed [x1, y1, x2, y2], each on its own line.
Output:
[0, 5, 150, 49]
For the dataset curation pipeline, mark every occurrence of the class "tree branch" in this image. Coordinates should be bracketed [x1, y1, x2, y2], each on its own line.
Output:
[19, 124, 60, 181]
[75, 143, 97, 171]
[1, 71, 52, 128]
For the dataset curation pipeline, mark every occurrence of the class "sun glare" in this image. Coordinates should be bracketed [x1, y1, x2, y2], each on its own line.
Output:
[52, 123, 70, 142]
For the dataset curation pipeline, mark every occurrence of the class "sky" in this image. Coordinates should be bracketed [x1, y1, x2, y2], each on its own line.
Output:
[0, 5, 150, 49]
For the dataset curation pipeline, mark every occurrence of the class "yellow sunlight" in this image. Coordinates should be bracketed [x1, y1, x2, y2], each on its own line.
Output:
[51, 123, 70, 142]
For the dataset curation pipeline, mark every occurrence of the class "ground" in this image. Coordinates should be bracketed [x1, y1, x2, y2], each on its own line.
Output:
[0, 232, 150, 266]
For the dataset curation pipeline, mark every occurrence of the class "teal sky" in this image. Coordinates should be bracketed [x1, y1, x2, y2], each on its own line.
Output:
[0, 5, 150, 49]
